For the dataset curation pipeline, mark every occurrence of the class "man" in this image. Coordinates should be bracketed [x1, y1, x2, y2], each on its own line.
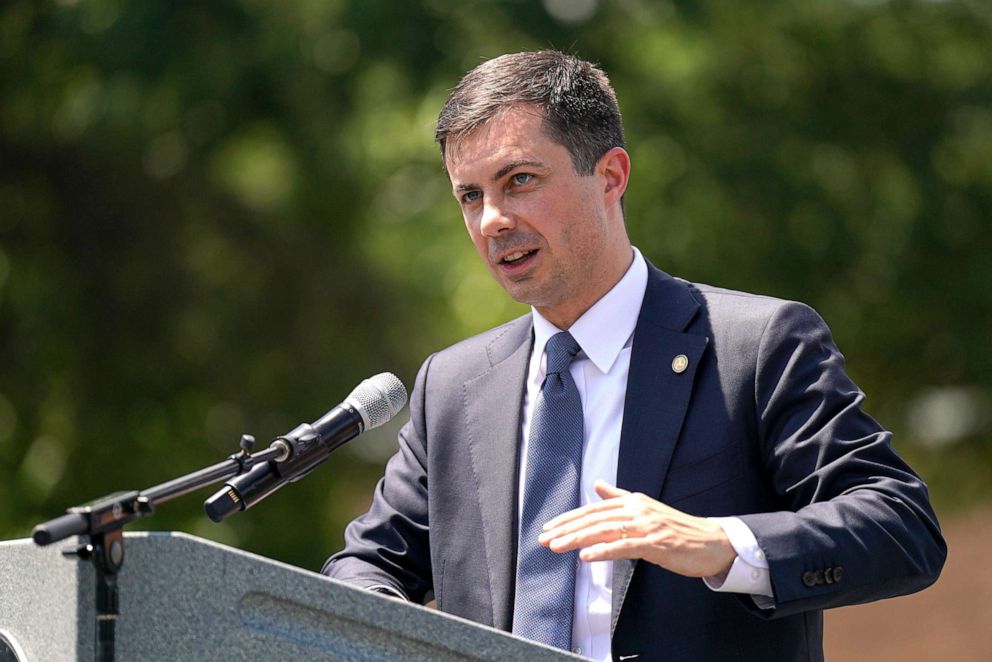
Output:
[323, 51, 945, 661]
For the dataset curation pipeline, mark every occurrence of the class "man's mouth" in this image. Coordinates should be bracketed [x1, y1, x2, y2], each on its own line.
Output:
[501, 249, 536, 264]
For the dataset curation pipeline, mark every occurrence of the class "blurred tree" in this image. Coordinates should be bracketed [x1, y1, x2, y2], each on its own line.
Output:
[1, 0, 990, 571]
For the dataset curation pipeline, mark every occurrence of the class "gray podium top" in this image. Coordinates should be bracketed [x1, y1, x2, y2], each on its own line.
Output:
[0, 532, 584, 662]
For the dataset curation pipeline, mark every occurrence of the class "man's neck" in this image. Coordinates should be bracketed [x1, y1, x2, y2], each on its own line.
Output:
[535, 245, 635, 330]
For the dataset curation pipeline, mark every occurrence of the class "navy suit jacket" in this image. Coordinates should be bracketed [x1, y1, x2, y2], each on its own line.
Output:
[323, 262, 945, 661]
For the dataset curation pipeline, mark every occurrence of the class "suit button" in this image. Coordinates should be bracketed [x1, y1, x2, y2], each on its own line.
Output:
[802, 571, 817, 587]
[833, 566, 844, 582]
[824, 568, 835, 584]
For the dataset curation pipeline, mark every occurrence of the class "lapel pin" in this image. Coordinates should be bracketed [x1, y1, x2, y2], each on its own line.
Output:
[672, 354, 689, 374]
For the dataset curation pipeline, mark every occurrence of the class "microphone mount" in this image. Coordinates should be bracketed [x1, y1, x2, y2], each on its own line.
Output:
[30, 371, 406, 662]
[31, 426, 309, 662]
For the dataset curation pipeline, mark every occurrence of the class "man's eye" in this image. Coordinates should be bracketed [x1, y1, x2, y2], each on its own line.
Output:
[511, 173, 533, 186]
[461, 190, 481, 204]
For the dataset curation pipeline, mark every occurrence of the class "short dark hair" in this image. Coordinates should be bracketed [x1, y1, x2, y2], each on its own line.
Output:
[435, 51, 625, 175]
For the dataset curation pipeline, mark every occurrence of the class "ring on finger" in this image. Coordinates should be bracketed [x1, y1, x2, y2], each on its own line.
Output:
[619, 522, 628, 539]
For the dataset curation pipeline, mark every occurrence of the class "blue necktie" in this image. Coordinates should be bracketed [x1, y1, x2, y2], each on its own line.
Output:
[512, 331, 584, 650]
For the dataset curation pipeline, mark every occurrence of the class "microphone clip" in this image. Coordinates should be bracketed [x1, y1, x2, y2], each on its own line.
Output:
[269, 422, 322, 464]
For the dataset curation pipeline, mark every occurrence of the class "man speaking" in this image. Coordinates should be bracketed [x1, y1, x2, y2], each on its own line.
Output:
[322, 51, 945, 660]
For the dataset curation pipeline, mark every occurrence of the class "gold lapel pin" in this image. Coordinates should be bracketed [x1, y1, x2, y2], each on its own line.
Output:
[672, 354, 689, 374]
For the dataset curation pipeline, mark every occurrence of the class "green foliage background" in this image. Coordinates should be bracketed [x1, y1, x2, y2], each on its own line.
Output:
[1, 0, 990, 573]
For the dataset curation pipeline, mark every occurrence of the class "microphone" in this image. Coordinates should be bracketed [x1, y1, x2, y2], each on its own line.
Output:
[204, 372, 407, 522]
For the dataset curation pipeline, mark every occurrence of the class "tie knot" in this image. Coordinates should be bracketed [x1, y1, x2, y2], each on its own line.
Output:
[544, 331, 581, 375]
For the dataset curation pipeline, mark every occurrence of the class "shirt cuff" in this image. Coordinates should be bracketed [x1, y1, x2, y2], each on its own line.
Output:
[703, 516, 774, 602]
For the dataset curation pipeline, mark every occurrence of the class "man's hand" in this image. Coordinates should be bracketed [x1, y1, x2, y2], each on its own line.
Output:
[538, 480, 737, 578]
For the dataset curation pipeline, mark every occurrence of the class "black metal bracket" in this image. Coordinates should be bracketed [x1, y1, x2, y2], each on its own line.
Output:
[32, 436, 283, 662]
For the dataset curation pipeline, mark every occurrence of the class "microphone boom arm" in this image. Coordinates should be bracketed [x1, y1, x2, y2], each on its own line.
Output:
[30, 435, 285, 662]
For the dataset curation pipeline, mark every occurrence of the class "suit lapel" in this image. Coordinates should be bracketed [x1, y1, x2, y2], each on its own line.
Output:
[463, 317, 533, 631]
[611, 264, 708, 634]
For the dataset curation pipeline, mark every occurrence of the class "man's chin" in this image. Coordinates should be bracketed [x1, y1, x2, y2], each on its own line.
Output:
[500, 282, 540, 307]
[500, 282, 558, 311]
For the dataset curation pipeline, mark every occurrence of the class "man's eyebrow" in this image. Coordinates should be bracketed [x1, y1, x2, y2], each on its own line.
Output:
[493, 159, 546, 181]
[453, 159, 548, 194]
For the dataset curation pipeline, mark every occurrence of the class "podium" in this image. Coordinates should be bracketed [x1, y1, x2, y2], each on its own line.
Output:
[0, 532, 582, 661]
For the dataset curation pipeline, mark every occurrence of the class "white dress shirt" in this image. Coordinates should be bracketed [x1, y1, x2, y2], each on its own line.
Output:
[518, 247, 772, 661]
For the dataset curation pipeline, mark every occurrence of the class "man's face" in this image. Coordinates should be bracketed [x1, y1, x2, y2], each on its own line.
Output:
[444, 106, 629, 328]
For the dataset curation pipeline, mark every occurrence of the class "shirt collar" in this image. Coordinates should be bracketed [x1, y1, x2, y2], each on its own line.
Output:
[531, 247, 648, 375]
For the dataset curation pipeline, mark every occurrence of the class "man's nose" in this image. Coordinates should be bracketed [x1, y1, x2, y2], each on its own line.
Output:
[480, 198, 515, 237]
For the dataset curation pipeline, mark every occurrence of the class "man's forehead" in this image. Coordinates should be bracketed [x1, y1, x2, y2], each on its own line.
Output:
[444, 106, 555, 178]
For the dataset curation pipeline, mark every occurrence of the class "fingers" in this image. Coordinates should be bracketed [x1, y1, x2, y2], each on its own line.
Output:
[541, 506, 626, 542]
[578, 539, 643, 563]
[540, 480, 633, 540]
[539, 517, 631, 553]
[542, 485, 626, 531]
[539, 480, 642, 553]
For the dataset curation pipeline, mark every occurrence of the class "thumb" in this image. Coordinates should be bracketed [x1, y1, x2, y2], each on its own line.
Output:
[594, 479, 631, 500]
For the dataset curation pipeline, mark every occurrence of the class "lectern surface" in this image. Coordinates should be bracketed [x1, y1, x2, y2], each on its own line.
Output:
[0, 532, 585, 661]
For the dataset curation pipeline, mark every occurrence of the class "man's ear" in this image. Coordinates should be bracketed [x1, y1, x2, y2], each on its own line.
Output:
[599, 147, 631, 206]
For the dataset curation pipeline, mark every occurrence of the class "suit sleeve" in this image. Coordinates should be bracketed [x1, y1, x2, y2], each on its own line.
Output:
[738, 302, 946, 618]
[320, 354, 435, 604]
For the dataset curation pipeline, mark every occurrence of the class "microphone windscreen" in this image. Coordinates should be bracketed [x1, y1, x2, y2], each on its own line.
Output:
[345, 372, 407, 429]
